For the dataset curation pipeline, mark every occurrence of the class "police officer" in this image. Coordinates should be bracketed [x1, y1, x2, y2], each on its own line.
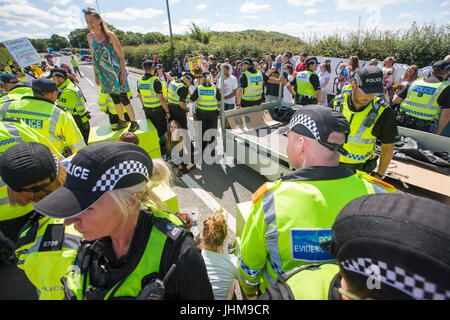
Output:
[33, 141, 214, 300]
[50, 68, 91, 144]
[286, 57, 321, 105]
[0, 118, 62, 257]
[393, 60, 450, 135]
[260, 193, 450, 300]
[0, 142, 82, 300]
[189, 71, 222, 156]
[330, 66, 400, 180]
[167, 73, 194, 131]
[236, 58, 270, 109]
[1, 78, 86, 157]
[98, 86, 130, 125]
[137, 60, 170, 139]
[0, 73, 32, 100]
[70, 55, 83, 78]
[10, 61, 27, 82]
[238, 105, 395, 299]
[0, 62, 8, 76]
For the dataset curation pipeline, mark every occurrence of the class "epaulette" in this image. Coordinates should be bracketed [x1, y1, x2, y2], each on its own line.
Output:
[152, 216, 190, 242]
[0, 117, 21, 122]
[55, 104, 68, 111]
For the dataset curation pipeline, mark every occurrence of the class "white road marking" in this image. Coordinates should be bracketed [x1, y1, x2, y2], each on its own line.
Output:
[85, 78, 95, 87]
[181, 173, 236, 234]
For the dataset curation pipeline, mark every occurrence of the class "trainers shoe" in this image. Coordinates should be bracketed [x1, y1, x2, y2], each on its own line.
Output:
[128, 121, 140, 133]
[112, 120, 128, 131]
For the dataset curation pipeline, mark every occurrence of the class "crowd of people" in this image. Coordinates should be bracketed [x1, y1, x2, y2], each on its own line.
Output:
[0, 6, 449, 302]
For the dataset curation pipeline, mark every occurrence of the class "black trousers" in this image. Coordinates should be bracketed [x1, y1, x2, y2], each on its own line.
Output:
[144, 106, 168, 138]
[196, 108, 218, 154]
[296, 95, 317, 106]
[396, 112, 434, 133]
[75, 118, 90, 144]
[168, 103, 188, 130]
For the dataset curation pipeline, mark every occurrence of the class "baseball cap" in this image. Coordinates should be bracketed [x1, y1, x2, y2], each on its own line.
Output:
[49, 68, 67, 79]
[282, 105, 350, 155]
[182, 73, 194, 83]
[353, 66, 384, 94]
[432, 60, 450, 73]
[0, 73, 18, 84]
[143, 60, 154, 69]
[0, 142, 59, 193]
[323, 193, 450, 300]
[156, 64, 164, 69]
[32, 78, 62, 94]
[201, 71, 211, 78]
[242, 58, 253, 65]
[305, 57, 319, 66]
[33, 141, 153, 219]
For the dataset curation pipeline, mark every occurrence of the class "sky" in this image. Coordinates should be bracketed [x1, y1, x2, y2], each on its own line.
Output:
[0, 0, 449, 42]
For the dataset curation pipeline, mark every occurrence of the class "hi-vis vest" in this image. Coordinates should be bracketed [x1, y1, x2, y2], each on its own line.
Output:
[197, 84, 218, 111]
[264, 264, 340, 300]
[12, 67, 26, 82]
[15, 214, 82, 300]
[296, 70, 317, 98]
[58, 79, 89, 124]
[70, 59, 78, 68]
[167, 80, 187, 105]
[333, 93, 389, 164]
[1, 85, 33, 105]
[238, 170, 395, 295]
[0, 118, 62, 222]
[63, 211, 187, 300]
[400, 78, 449, 120]
[242, 69, 264, 101]
[98, 86, 130, 115]
[2, 97, 86, 156]
[138, 75, 163, 108]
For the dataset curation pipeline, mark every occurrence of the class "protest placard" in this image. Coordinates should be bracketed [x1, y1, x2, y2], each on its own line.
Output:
[3, 37, 42, 68]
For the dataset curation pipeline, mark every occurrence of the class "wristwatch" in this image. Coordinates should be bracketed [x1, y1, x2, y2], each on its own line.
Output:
[372, 172, 385, 180]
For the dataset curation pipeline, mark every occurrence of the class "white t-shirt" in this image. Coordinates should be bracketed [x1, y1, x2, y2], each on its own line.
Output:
[283, 74, 294, 102]
[318, 70, 331, 93]
[217, 75, 238, 105]
[201, 250, 239, 300]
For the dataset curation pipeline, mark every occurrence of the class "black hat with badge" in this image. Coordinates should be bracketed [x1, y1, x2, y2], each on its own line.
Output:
[33, 141, 153, 219]
[49, 68, 67, 79]
[32, 78, 62, 95]
[143, 60, 154, 69]
[353, 66, 384, 94]
[322, 193, 450, 300]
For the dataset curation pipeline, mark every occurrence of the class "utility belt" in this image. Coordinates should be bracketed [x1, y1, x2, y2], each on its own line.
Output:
[396, 111, 435, 132]
[341, 154, 379, 174]
[73, 113, 90, 126]
[296, 95, 317, 105]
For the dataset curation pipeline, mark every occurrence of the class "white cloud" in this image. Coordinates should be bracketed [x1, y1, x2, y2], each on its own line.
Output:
[43, 0, 72, 5]
[195, 4, 207, 10]
[0, 29, 49, 42]
[180, 18, 208, 25]
[240, 1, 271, 13]
[103, 8, 164, 21]
[215, 12, 231, 17]
[440, 1, 450, 7]
[84, 0, 95, 4]
[287, 0, 324, 7]
[334, 0, 408, 13]
[304, 9, 318, 16]
[397, 12, 422, 19]
[241, 15, 261, 19]
[211, 22, 249, 32]
[437, 10, 450, 18]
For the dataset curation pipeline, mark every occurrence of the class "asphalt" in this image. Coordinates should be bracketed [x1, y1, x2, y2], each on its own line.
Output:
[0, 56, 267, 300]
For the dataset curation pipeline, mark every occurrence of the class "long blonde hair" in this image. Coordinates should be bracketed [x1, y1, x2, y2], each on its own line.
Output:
[109, 159, 173, 219]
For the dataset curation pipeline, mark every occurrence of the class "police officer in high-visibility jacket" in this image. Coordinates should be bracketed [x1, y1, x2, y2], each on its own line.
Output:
[33, 141, 214, 300]
[0, 118, 62, 256]
[167, 73, 194, 130]
[0, 62, 8, 76]
[330, 66, 400, 180]
[0, 142, 82, 300]
[393, 60, 450, 135]
[238, 105, 395, 299]
[0, 73, 32, 101]
[137, 60, 170, 138]
[50, 68, 91, 144]
[259, 193, 450, 300]
[98, 86, 130, 125]
[236, 58, 269, 109]
[189, 71, 222, 156]
[286, 57, 321, 105]
[1, 78, 86, 157]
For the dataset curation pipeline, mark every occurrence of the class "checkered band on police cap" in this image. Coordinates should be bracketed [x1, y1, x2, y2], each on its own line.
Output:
[288, 113, 321, 141]
[353, 72, 363, 87]
[341, 257, 450, 300]
[92, 160, 149, 192]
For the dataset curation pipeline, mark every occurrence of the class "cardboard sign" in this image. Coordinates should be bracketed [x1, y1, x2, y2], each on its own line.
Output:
[2, 37, 42, 68]
[188, 56, 201, 74]
[227, 110, 280, 133]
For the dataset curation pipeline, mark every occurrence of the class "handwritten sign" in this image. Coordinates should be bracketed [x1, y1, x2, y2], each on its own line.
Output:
[2, 37, 42, 68]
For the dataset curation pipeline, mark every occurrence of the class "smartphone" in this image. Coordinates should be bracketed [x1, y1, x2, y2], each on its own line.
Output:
[276, 62, 281, 71]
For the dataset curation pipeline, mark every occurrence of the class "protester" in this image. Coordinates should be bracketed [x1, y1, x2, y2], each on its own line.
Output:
[318, 62, 331, 105]
[400, 64, 419, 86]
[199, 211, 239, 300]
[259, 193, 450, 300]
[119, 131, 140, 145]
[98, 86, 130, 125]
[346, 56, 359, 81]
[233, 60, 242, 80]
[60, 63, 80, 84]
[83, 7, 139, 132]
[283, 63, 295, 103]
[368, 58, 379, 67]
[217, 64, 238, 111]
[336, 63, 349, 94]
[33, 141, 214, 300]
[0, 142, 82, 300]
[238, 105, 395, 299]
[295, 53, 308, 73]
